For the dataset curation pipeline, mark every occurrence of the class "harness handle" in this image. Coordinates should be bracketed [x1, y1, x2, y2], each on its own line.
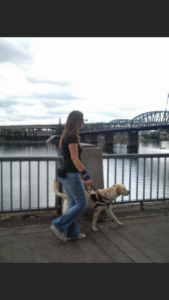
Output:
[85, 184, 97, 193]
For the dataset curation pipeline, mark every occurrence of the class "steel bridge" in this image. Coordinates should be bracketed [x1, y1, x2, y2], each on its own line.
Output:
[79, 111, 169, 153]
[108, 111, 169, 128]
[80, 111, 169, 137]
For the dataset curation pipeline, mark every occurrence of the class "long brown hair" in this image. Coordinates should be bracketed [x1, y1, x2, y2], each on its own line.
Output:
[59, 110, 83, 147]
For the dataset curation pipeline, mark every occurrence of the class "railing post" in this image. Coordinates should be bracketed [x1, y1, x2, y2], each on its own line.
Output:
[140, 202, 144, 210]
[57, 147, 62, 215]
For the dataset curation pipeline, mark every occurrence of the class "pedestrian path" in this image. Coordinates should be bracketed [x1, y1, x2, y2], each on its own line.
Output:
[0, 214, 169, 263]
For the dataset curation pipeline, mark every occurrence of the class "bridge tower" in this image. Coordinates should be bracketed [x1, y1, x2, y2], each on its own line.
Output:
[127, 131, 139, 153]
[104, 133, 114, 145]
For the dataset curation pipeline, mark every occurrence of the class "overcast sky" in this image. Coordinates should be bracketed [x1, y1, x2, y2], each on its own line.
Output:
[0, 37, 169, 126]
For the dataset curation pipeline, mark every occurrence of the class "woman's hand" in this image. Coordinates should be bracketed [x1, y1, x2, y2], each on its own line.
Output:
[85, 178, 94, 188]
[81, 174, 87, 181]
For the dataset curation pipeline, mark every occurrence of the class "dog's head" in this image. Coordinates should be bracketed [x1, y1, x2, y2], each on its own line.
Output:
[112, 184, 130, 196]
[97, 184, 130, 201]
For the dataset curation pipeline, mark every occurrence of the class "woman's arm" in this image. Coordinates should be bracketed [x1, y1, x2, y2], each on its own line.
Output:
[68, 143, 94, 188]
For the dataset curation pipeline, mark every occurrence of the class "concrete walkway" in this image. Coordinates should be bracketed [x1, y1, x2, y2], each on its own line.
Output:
[0, 202, 169, 263]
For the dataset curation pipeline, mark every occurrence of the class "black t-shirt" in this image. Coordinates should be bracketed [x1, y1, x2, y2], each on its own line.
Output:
[61, 133, 82, 173]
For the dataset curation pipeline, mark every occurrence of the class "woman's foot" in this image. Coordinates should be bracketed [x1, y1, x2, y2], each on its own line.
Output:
[67, 233, 86, 241]
[50, 225, 67, 242]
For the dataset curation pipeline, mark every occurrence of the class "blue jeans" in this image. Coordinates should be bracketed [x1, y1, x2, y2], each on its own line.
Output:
[52, 172, 87, 238]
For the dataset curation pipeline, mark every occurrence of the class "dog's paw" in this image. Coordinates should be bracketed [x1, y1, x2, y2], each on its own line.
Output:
[118, 222, 123, 226]
[92, 227, 98, 232]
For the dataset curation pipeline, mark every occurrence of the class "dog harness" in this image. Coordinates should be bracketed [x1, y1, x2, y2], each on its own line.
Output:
[90, 193, 111, 209]
[85, 184, 117, 209]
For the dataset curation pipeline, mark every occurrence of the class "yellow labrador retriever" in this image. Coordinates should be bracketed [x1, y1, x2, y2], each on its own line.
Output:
[53, 180, 130, 232]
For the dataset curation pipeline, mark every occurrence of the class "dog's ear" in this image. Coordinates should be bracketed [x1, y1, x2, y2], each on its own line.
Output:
[116, 185, 125, 195]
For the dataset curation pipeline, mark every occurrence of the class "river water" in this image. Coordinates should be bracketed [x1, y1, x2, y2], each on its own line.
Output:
[0, 140, 169, 156]
[0, 141, 169, 210]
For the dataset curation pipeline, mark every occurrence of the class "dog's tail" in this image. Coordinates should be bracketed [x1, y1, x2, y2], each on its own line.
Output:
[53, 180, 67, 199]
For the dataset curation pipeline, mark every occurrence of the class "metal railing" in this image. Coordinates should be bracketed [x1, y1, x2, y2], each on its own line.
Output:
[0, 153, 169, 214]
[0, 156, 62, 214]
[103, 153, 169, 208]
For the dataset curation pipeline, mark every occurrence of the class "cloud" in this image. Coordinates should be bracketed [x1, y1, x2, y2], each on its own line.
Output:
[0, 99, 21, 108]
[26, 75, 72, 87]
[116, 105, 143, 111]
[0, 98, 35, 109]
[0, 38, 32, 66]
[31, 92, 81, 101]
[41, 101, 70, 109]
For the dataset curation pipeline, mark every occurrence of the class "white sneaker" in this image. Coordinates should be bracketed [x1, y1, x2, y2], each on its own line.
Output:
[50, 225, 67, 242]
[67, 233, 86, 241]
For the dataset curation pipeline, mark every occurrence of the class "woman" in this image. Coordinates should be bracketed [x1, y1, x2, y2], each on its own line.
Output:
[50, 110, 94, 242]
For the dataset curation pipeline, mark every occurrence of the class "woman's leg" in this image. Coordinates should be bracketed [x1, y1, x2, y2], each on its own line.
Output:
[52, 172, 87, 236]
[63, 186, 80, 237]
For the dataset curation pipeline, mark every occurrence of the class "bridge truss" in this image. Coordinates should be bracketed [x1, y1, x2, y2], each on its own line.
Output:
[109, 111, 169, 128]
[108, 119, 131, 127]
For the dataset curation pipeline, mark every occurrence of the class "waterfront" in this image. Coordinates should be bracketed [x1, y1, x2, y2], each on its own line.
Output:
[0, 141, 169, 210]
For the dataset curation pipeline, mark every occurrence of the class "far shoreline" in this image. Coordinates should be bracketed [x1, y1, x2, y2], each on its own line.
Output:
[0, 140, 57, 144]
